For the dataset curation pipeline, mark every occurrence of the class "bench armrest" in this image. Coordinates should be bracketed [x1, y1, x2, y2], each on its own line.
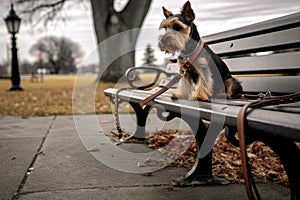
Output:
[125, 66, 176, 89]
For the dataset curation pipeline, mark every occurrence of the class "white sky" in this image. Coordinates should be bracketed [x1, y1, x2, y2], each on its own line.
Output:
[0, 0, 299, 67]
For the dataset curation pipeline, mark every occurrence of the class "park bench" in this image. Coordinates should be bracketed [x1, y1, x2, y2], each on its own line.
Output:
[104, 12, 300, 199]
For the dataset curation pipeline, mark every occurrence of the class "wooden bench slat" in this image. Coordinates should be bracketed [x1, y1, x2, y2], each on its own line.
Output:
[238, 76, 300, 93]
[208, 27, 300, 56]
[225, 51, 300, 74]
[203, 12, 300, 44]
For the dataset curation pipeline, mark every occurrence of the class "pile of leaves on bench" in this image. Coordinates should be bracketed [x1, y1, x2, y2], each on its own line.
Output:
[106, 126, 297, 186]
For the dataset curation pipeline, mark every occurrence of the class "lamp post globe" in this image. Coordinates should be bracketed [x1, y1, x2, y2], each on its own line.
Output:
[4, 3, 23, 91]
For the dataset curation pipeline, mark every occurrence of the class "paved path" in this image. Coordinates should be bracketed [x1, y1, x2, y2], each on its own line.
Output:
[0, 115, 290, 200]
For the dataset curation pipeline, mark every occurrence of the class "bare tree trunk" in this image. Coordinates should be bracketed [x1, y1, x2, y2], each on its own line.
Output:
[15, 0, 152, 81]
[90, 0, 152, 82]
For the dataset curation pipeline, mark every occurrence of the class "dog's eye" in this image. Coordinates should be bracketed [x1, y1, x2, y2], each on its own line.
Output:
[173, 24, 183, 31]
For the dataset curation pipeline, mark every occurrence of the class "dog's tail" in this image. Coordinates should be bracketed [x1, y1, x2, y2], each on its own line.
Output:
[231, 78, 243, 99]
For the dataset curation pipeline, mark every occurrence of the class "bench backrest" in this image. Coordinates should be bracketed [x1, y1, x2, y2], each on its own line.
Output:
[203, 12, 300, 94]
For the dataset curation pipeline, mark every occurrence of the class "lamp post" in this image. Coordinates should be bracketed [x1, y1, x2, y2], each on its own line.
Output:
[4, 3, 23, 91]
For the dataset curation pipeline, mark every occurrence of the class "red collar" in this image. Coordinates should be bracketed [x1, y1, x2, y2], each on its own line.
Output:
[182, 40, 204, 69]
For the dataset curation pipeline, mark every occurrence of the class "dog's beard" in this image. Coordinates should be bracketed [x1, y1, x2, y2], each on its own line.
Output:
[158, 31, 187, 55]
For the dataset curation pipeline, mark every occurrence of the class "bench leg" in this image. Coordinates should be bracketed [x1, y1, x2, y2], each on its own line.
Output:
[256, 134, 300, 200]
[119, 102, 151, 142]
[172, 117, 229, 186]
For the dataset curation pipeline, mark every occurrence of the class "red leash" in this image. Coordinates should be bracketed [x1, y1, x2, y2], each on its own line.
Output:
[237, 92, 300, 199]
[140, 40, 204, 107]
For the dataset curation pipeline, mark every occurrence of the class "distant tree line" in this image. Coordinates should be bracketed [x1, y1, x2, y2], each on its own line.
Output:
[0, 35, 84, 75]
[0, 61, 9, 76]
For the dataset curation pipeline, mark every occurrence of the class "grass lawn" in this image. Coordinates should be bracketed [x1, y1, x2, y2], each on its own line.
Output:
[0, 75, 115, 117]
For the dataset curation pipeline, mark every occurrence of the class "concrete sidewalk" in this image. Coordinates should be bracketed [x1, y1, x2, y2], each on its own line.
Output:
[0, 115, 290, 200]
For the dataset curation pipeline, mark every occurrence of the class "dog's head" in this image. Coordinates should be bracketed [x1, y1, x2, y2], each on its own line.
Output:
[158, 1, 196, 55]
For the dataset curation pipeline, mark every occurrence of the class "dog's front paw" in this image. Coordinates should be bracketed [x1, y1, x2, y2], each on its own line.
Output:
[170, 93, 178, 99]
[196, 97, 210, 102]
[192, 94, 210, 101]
[170, 93, 189, 100]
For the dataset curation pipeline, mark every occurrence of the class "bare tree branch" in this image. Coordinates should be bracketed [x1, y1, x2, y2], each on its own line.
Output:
[14, 0, 83, 27]
[17, 0, 66, 14]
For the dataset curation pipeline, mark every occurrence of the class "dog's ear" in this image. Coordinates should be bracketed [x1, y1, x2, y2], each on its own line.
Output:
[181, 1, 195, 23]
[162, 6, 173, 18]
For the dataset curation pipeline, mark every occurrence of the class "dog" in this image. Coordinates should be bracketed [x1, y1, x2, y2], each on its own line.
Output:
[158, 1, 242, 101]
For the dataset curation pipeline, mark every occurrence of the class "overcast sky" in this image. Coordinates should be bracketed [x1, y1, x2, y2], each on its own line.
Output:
[0, 0, 299, 66]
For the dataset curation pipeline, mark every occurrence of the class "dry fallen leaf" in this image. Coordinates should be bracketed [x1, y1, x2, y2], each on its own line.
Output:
[142, 172, 153, 176]
[36, 150, 45, 155]
[100, 120, 114, 124]
[87, 147, 100, 152]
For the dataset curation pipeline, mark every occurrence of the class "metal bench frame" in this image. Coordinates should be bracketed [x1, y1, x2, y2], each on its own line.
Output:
[104, 12, 300, 199]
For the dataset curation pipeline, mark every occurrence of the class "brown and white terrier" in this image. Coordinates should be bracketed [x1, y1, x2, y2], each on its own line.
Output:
[158, 1, 242, 101]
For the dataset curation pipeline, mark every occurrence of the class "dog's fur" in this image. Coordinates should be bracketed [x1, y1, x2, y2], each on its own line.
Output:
[158, 1, 242, 100]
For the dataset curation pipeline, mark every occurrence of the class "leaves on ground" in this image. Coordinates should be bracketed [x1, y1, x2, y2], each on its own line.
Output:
[109, 128, 292, 186]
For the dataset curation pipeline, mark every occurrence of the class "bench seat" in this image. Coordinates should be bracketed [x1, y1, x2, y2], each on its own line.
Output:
[105, 88, 300, 140]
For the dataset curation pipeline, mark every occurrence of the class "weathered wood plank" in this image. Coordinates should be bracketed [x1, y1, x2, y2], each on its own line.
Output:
[224, 51, 300, 74]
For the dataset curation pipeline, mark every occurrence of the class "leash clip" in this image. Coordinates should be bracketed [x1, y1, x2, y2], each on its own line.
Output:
[179, 68, 187, 76]
[179, 60, 191, 76]
[258, 91, 272, 99]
